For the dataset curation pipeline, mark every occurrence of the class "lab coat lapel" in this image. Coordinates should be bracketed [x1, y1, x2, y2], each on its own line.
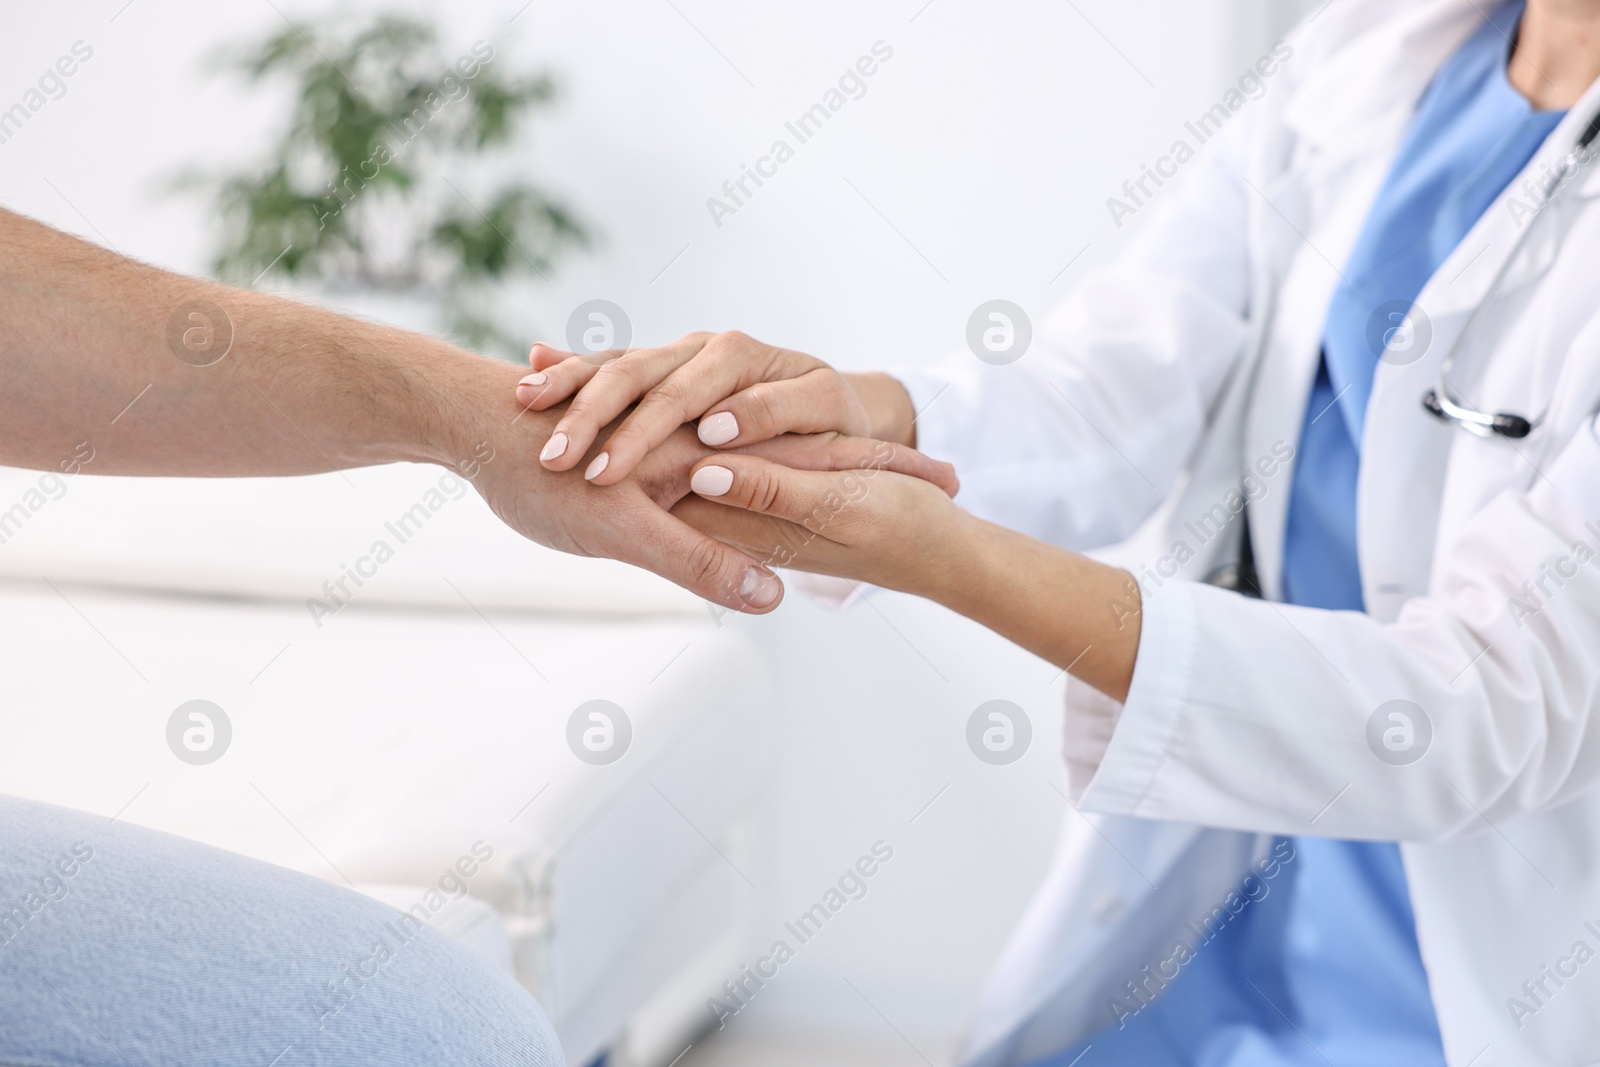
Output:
[1239, 3, 1469, 601]
[1278, 0, 1483, 159]
[1540, 77, 1600, 200]
[1360, 77, 1600, 621]
[959, 819, 1267, 1067]
[1246, 0, 1594, 607]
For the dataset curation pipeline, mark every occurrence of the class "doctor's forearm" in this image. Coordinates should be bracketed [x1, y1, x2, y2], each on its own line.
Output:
[0, 207, 512, 476]
[930, 516, 1142, 702]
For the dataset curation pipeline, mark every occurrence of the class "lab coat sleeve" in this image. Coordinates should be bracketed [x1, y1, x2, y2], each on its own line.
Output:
[892, 120, 1257, 551]
[1076, 416, 1600, 841]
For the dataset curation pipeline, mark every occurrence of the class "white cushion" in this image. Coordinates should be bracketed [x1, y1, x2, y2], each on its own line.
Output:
[0, 462, 700, 615]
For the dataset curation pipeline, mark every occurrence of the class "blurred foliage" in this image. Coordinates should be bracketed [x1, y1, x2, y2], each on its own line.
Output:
[179, 15, 584, 356]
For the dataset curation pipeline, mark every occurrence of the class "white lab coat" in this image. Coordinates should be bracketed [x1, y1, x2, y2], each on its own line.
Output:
[897, 2, 1600, 1065]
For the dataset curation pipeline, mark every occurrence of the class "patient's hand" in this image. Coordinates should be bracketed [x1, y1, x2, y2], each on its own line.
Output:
[476, 404, 956, 612]
[512, 332, 918, 487]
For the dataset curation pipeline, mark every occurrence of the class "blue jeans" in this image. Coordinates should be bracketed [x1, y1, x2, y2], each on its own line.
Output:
[0, 795, 566, 1066]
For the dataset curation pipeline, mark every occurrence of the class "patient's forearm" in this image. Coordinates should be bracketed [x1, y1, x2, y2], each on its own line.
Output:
[0, 208, 815, 612]
[0, 207, 498, 476]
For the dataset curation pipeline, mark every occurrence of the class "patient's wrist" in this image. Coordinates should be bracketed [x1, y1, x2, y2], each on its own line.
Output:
[379, 341, 545, 472]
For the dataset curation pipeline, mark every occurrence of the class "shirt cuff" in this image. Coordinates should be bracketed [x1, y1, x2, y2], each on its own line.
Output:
[1072, 578, 1201, 814]
[1062, 682, 1123, 799]
[891, 367, 956, 462]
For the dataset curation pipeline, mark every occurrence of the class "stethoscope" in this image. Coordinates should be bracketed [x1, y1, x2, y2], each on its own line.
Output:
[1421, 108, 1600, 439]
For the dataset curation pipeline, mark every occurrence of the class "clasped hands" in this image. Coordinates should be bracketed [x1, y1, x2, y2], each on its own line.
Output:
[507, 331, 967, 614]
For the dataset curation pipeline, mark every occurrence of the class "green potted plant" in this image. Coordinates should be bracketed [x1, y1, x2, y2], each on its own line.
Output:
[180, 15, 585, 357]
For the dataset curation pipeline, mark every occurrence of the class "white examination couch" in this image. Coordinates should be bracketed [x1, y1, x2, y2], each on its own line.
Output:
[0, 460, 772, 1067]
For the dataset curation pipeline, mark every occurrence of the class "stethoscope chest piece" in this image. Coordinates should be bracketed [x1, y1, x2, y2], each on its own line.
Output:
[1419, 111, 1599, 442]
[1422, 389, 1533, 438]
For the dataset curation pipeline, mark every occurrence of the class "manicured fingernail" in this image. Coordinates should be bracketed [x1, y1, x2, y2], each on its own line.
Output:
[516, 373, 548, 404]
[585, 452, 609, 480]
[540, 432, 568, 462]
[691, 465, 733, 497]
[520, 372, 548, 387]
[698, 411, 739, 446]
[738, 566, 781, 607]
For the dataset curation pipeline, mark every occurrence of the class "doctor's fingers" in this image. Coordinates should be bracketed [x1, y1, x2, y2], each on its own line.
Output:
[625, 429, 955, 524]
[671, 495, 827, 573]
[741, 434, 960, 498]
[603, 492, 785, 613]
[528, 342, 572, 372]
[534, 333, 717, 471]
[515, 343, 606, 411]
[578, 332, 830, 487]
[693, 369, 871, 452]
[686, 453, 897, 545]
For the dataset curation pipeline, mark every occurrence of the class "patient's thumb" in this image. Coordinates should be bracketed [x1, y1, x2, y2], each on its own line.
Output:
[631, 507, 784, 613]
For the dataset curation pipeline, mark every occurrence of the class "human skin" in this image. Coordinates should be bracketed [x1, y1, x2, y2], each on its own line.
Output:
[672, 454, 1144, 702]
[516, 0, 1600, 700]
[0, 209, 955, 614]
[516, 332, 1142, 701]
[1508, 0, 1600, 110]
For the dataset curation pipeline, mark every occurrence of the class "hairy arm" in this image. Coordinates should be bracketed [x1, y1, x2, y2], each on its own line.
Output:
[0, 207, 485, 476]
[1, 208, 912, 612]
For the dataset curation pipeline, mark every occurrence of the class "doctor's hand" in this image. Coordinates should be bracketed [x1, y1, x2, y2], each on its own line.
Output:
[471, 406, 959, 613]
[512, 332, 918, 486]
[672, 450, 1142, 700]
[668, 447, 971, 595]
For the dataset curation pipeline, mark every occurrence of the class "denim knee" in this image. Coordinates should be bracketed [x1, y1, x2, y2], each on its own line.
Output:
[0, 795, 566, 1067]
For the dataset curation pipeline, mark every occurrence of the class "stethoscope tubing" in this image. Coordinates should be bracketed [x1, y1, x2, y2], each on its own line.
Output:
[1422, 110, 1600, 439]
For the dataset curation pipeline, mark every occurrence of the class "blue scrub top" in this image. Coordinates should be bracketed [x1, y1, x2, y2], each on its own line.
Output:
[1039, 3, 1565, 1063]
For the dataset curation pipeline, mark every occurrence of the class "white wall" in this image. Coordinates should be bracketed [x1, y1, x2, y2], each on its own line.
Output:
[1, 0, 1309, 1054]
[1, 0, 1302, 362]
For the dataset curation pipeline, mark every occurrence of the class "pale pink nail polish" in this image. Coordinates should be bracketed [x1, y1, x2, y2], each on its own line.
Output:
[520, 372, 548, 387]
[738, 566, 781, 607]
[698, 411, 739, 446]
[585, 452, 610, 480]
[690, 465, 733, 497]
[540, 432, 568, 462]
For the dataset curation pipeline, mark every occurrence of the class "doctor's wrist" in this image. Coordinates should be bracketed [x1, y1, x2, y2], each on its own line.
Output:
[844, 372, 917, 448]
[911, 508, 997, 607]
[923, 516, 1142, 702]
